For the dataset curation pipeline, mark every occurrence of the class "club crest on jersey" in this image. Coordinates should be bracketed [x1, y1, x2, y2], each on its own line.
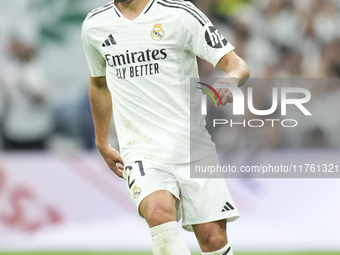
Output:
[151, 23, 165, 41]
[133, 185, 141, 199]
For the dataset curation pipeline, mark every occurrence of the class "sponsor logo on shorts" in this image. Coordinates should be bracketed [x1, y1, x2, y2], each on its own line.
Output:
[133, 185, 142, 199]
[221, 202, 235, 212]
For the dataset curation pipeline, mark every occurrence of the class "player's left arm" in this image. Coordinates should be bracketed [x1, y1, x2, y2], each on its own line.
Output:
[215, 51, 250, 106]
[179, 1, 250, 106]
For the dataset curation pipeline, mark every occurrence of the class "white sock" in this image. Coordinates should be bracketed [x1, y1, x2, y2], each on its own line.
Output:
[150, 221, 191, 255]
[201, 243, 233, 255]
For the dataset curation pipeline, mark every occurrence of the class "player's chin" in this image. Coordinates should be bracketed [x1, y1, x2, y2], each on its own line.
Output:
[115, 0, 132, 3]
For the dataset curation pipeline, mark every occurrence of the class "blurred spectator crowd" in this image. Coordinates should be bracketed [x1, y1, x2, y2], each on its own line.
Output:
[199, 0, 340, 78]
[197, 0, 340, 152]
[0, 0, 339, 152]
[0, 37, 96, 152]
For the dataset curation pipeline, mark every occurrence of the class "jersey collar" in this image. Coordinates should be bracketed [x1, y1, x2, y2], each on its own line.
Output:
[113, 0, 157, 18]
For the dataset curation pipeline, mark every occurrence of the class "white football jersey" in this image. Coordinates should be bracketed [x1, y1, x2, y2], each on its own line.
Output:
[82, 0, 234, 164]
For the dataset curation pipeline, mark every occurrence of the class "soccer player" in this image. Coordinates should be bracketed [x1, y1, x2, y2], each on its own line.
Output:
[81, 0, 250, 254]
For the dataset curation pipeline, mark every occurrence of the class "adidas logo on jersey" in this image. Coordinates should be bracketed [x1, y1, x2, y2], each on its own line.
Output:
[221, 202, 235, 212]
[102, 34, 117, 47]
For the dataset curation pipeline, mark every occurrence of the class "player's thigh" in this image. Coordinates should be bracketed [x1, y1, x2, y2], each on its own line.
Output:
[124, 160, 181, 226]
[139, 190, 177, 228]
[174, 154, 240, 232]
[193, 220, 228, 252]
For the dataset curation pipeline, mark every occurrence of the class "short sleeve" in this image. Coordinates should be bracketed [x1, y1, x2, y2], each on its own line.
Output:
[180, 2, 235, 67]
[81, 24, 106, 77]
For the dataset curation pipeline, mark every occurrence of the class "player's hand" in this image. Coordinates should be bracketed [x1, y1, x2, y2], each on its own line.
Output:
[97, 145, 125, 178]
[213, 78, 239, 106]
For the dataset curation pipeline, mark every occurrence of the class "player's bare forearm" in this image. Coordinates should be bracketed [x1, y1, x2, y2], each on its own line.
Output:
[217, 51, 250, 87]
[89, 76, 125, 178]
[215, 51, 250, 106]
[89, 76, 112, 149]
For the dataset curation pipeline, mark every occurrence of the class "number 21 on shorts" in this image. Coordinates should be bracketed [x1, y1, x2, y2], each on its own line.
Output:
[125, 161, 145, 190]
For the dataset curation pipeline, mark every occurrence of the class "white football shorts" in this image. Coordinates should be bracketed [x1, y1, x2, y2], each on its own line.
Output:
[123, 153, 240, 232]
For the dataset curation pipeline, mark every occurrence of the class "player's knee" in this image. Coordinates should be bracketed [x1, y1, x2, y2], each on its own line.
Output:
[144, 205, 175, 227]
[198, 234, 227, 252]
[140, 191, 177, 228]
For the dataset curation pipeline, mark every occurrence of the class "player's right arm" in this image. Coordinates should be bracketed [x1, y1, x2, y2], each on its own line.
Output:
[82, 19, 124, 178]
[89, 76, 124, 178]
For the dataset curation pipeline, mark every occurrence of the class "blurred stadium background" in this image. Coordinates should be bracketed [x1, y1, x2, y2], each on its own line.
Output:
[0, 0, 340, 254]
